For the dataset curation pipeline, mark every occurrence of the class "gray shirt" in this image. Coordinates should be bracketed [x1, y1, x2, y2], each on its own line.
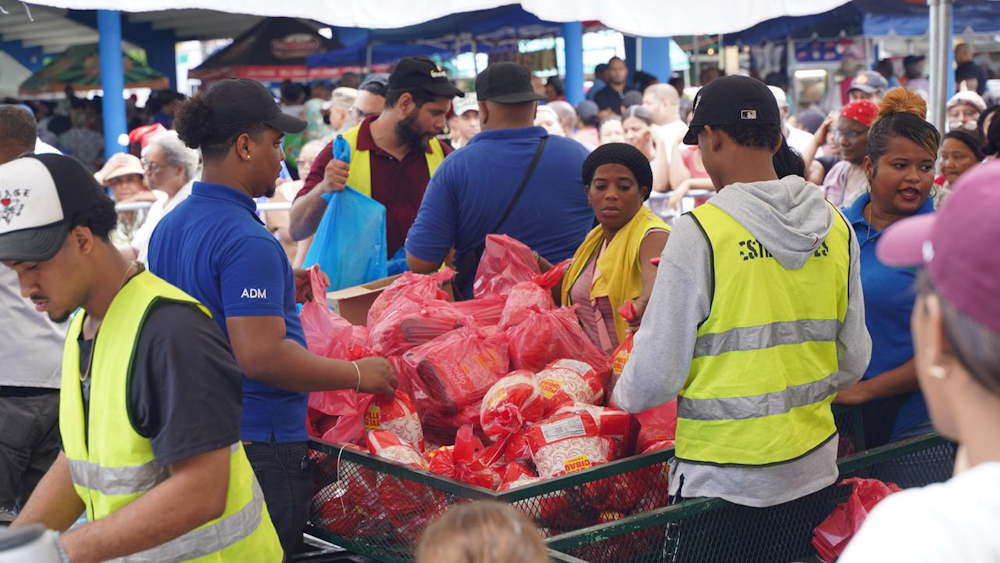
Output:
[0, 267, 64, 388]
[612, 177, 871, 508]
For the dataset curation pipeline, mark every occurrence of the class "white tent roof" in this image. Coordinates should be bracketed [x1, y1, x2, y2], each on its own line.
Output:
[24, 0, 851, 37]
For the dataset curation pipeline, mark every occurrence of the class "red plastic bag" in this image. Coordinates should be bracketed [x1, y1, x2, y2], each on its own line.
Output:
[507, 307, 611, 379]
[535, 359, 606, 416]
[498, 462, 539, 491]
[480, 370, 546, 440]
[366, 430, 428, 469]
[299, 264, 353, 360]
[634, 400, 677, 454]
[812, 477, 903, 562]
[426, 425, 501, 490]
[609, 332, 633, 398]
[501, 428, 532, 465]
[367, 300, 464, 357]
[473, 234, 540, 299]
[498, 260, 571, 329]
[403, 323, 510, 418]
[553, 403, 634, 459]
[451, 296, 506, 326]
[311, 390, 423, 449]
[367, 268, 454, 327]
[527, 411, 613, 479]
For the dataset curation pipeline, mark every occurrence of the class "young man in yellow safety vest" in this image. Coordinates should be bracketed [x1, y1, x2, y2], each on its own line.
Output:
[288, 57, 464, 260]
[1, 154, 282, 562]
[613, 75, 872, 508]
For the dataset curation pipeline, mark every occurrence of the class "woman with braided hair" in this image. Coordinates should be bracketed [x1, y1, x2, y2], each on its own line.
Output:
[835, 88, 941, 447]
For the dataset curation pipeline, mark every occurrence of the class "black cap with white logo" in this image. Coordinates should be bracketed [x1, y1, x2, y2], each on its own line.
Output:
[389, 57, 465, 98]
[206, 78, 307, 134]
[683, 75, 781, 145]
[0, 154, 112, 262]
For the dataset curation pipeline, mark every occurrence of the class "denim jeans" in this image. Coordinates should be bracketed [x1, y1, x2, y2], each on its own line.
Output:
[244, 439, 312, 557]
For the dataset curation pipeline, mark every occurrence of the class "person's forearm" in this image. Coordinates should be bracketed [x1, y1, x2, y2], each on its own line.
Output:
[11, 453, 84, 532]
[60, 450, 231, 563]
[685, 177, 716, 192]
[668, 144, 690, 189]
[242, 338, 364, 392]
[855, 359, 919, 400]
[653, 139, 670, 193]
[802, 137, 822, 174]
[288, 187, 329, 241]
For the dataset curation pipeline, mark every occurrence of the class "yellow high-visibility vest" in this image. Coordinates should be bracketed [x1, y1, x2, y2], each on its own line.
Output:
[339, 124, 446, 198]
[60, 271, 282, 561]
[677, 201, 850, 466]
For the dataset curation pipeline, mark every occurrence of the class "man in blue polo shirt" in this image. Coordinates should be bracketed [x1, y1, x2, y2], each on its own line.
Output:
[406, 62, 595, 298]
[147, 79, 397, 557]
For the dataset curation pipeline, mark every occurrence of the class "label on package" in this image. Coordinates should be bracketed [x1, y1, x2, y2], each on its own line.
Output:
[363, 406, 380, 430]
[539, 378, 563, 399]
[564, 454, 593, 474]
[486, 387, 507, 410]
[540, 416, 587, 443]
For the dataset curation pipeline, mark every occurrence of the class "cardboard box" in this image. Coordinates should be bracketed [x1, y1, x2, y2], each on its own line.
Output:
[325, 273, 457, 327]
[326, 274, 402, 326]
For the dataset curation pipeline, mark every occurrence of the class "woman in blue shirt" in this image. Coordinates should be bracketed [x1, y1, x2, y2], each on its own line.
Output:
[836, 88, 941, 447]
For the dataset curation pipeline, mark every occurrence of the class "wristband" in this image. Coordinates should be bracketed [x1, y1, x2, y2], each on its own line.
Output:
[53, 532, 72, 563]
[351, 361, 362, 393]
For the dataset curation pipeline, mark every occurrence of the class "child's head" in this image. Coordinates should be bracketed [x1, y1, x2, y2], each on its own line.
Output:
[416, 501, 549, 563]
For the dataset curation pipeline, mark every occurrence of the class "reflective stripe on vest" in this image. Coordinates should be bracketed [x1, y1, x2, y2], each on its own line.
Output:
[59, 271, 282, 561]
[339, 125, 445, 198]
[675, 202, 851, 466]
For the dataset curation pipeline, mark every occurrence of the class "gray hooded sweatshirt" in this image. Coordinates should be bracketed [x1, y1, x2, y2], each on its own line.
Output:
[612, 176, 872, 508]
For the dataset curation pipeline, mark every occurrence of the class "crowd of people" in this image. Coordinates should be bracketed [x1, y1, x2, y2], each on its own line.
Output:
[0, 40, 998, 562]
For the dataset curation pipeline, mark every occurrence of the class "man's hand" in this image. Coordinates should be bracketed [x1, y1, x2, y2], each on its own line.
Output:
[814, 113, 836, 144]
[354, 357, 398, 397]
[321, 160, 350, 193]
[293, 267, 329, 304]
[833, 382, 873, 406]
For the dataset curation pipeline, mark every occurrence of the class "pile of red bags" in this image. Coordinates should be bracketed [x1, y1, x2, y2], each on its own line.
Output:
[813, 478, 903, 562]
[473, 234, 540, 299]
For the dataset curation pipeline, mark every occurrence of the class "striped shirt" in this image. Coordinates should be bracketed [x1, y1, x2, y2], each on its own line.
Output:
[569, 244, 619, 354]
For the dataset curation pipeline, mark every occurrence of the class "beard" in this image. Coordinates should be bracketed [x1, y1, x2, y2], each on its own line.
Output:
[264, 185, 276, 199]
[396, 112, 433, 153]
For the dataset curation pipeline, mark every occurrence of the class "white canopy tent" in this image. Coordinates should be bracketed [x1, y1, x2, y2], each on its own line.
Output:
[23, 0, 851, 38]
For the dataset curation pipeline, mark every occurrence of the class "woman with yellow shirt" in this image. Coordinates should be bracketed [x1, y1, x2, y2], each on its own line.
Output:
[561, 143, 670, 353]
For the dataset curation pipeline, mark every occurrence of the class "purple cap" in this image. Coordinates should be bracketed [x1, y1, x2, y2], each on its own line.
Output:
[877, 161, 1000, 333]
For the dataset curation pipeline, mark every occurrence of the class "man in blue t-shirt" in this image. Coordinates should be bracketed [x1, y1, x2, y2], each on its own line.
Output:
[147, 79, 397, 557]
[406, 62, 595, 299]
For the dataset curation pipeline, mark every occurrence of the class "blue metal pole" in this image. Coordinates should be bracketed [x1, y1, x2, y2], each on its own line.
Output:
[562, 22, 584, 105]
[98, 9, 127, 159]
[623, 36, 637, 89]
[945, 1, 955, 96]
[639, 36, 672, 83]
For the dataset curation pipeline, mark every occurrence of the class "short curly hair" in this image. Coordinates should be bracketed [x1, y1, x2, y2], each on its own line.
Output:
[173, 92, 267, 162]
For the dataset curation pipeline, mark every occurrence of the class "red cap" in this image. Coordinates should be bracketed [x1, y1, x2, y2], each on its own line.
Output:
[877, 161, 1000, 333]
[839, 100, 879, 128]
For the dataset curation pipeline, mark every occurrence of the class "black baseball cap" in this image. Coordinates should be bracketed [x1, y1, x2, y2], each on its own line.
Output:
[388, 57, 464, 98]
[206, 78, 307, 134]
[0, 154, 112, 262]
[475, 62, 546, 104]
[683, 75, 781, 145]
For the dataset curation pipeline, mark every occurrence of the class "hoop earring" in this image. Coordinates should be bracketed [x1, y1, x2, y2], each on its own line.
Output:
[931, 185, 939, 199]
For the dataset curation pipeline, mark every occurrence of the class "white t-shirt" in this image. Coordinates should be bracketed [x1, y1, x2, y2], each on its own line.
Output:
[840, 462, 1000, 562]
[0, 268, 65, 388]
[655, 120, 688, 164]
[133, 181, 194, 265]
[786, 126, 814, 156]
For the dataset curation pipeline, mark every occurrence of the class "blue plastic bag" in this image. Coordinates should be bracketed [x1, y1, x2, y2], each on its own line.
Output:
[302, 136, 388, 290]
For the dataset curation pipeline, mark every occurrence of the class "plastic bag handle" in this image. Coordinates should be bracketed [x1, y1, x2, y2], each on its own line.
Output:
[333, 135, 351, 165]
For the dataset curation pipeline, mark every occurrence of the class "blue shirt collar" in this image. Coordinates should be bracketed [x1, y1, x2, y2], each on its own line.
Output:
[467, 126, 548, 145]
[191, 181, 262, 224]
[845, 191, 935, 239]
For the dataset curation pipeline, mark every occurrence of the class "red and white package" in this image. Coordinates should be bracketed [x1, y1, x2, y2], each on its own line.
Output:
[553, 403, 633, 459]
[480, 371, 546, 440]
[365, 430, 428, 470]
[425, 426, 500, 490]
[535, 360, 606, 416]
[367, 268, 454, 327]
[473, 234, 540, 299]
[498, 260, 570, 329]
[451, 296, 506, 326]
[403, 323, 510, 417]
[363, 391, 425, 451]
[500, 428, 532, 465]
[498, 463, 540, 491]
[507, 307, 612, 379]
[367, 300, 464, 357]
[527, 412, 613, 479]
[635, 400, 678, 455]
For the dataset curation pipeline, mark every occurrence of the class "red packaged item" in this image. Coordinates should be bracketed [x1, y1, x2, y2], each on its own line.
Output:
[498, 463, 539, 491]
[507, 307, 611, 379]
[426, 425, 501, 490]
[527, 411, 613, 479]
[363, 391, 424, 451]
[367, 268, 454, 327]
[451, 296, 506, 326]
[480, 371, 546, 440]
[403, 323, 510, 417]
[365, 430, 429, 470]
[535, 359, 606, 416]
[634, 400, 678, 454]
[368, 300, 464, 357]
[473, 234, 540, 299]
[812, 478, 903, 562]
[421, 402, 481, 447]
[499, 428, 532, 465]
[609, 331, 634, 398]
[300, 264, 354, 360]
[553, 403, 633, 459]
[311, 391, 424, 449]
[498, 260, 571, 329]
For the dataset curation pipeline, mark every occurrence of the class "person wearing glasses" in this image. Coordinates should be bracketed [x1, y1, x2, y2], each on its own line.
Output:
[350, 73, 389, 126]
[821, 99, 879, 208]
[118, 131, 200, 264]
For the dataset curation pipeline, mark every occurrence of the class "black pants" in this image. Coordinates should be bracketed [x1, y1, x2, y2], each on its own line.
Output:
[0, 391, 60, 521]
[244, 439, 312, 557]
